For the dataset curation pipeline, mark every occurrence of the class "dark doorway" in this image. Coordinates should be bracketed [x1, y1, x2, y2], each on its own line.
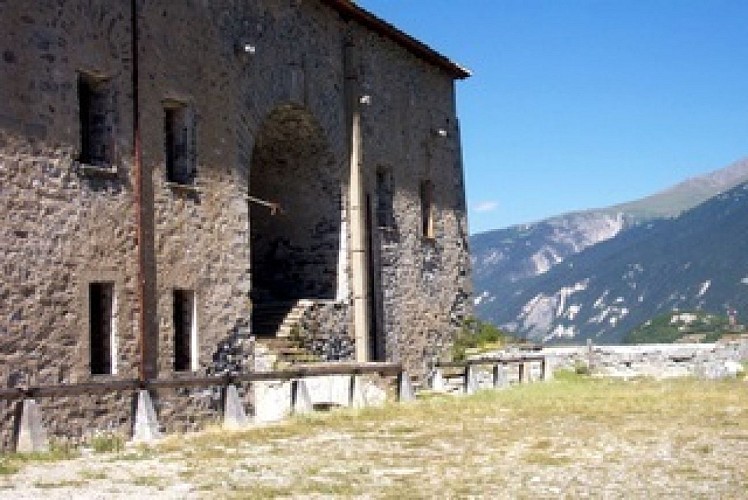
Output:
[249, 105, 340, 336]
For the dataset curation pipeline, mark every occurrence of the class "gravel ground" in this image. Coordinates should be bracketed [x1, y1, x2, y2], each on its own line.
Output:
[1, 376, 746, 499]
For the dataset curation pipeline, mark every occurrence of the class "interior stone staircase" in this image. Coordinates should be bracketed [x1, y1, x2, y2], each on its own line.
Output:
[251, 298, 319, 368]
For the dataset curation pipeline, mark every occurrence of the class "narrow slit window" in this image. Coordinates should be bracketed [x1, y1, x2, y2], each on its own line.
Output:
[173, 289, 196, 372]
[78, 74, 114, 167]
[376, 168, 394, 229]
[89, 282, 116, 375]
[420, 179, 434, 239]
[164, 104, 196, 185]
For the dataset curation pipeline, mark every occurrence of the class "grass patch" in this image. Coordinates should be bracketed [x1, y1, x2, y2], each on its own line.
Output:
[32, 479, 87, 489]
[523, 451, 571, 466]
[112, 445, 157, 462]
[0, 440, 80, 476]
[452, 317, 520, 360]
[79, 469, 108, 480]
[0, 460, 20, 476]
[4, 376, 747, 497]
[130, 474, 165, 488]
[86, 432, 125, 454]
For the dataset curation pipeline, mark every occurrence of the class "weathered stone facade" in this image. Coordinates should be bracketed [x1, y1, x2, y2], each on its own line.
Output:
[0, 0, 471, 443]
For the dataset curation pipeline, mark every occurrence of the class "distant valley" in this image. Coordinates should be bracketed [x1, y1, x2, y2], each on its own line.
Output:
[470, 158, 748, 343]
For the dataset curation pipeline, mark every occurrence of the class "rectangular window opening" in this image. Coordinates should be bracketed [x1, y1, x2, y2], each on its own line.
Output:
[173, 289, 196, 372]
[164, 104, 196, 185]
[376, 168, 394, 229]
[420, 179, 435, 239]
[89, 282, 116, 375]
[78, 74, 113, 167]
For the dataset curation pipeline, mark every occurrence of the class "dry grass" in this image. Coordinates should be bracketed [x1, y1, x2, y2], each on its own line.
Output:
[2, 373, 747, 498]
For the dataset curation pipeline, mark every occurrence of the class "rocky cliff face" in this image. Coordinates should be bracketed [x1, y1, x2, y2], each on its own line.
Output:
[471, 158, 748, 343]
[485, 182, 748, 343]
[472, 211, 631, 290]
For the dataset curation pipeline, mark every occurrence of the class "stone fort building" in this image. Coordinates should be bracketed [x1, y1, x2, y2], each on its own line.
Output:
[0, 0, 471, 399]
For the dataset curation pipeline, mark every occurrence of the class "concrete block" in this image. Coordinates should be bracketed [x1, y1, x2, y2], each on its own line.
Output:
[132, 390, 162, 443]
[464, 365, 479, 395]
[303, 375, 351, 407]
[429, 369, 446, 392]
[398, 371, 415, 402]
[223, 384, 249, 430]
[492, 365, 508, 389]
[350, 375, 367, 408]
[518, 363, 528, 383]
[362, 381, 387, 406]
[292, 379, 313, 415]
[14, 399, 49, 453]
[253, 380, 292, 423]
[542, 360, 554, 381]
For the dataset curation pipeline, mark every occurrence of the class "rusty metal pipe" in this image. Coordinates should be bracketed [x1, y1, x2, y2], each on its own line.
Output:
[131, 0, 146, 383]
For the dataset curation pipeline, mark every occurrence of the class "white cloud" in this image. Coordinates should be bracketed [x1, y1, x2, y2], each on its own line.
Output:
[474, 200, 499, 213]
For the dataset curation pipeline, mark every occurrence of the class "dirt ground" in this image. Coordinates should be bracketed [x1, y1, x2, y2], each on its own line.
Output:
[1, 374, 746, 499]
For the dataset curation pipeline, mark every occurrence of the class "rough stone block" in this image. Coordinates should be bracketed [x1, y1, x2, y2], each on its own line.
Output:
[542, 360, 554, 381]
[464, 366, 479, 395]
[350, 375, 367, 408]
[302, 375, 351, 407]
[492, 365, 509, 389]
[253, 380, 292, 423]
[292, 379, 313, 415]
[132, 390, 162, 443]
[429, 369, 446, 392]
[223, 384, 248, 430]
[518, 363, 529, 383]
[14, 399, 49, 453]
[398, 371, 415, 402]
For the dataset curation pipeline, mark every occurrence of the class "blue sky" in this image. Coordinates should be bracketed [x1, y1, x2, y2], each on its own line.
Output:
[358, 0, 748, 234]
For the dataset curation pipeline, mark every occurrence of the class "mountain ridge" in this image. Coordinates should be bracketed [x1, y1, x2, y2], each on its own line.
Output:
[471, 157, 748, 343]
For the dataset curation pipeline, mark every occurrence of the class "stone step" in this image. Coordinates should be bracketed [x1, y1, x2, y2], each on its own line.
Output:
[255, 338, 294, 349]
[255, 337, 321, 367]
[251, 299, 319, 367]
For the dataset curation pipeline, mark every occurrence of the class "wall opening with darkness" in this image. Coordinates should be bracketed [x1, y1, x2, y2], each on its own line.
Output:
[249, 105, 340, 334]
[78, 73, 114, 167]
[164, 102, 196, 185]
[172, 289, 196, 372]
[89, 281, 116, 375]
[420, 179, 435, 239]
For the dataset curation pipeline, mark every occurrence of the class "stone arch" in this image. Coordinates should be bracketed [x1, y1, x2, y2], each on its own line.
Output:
[249, 104, 341, 325]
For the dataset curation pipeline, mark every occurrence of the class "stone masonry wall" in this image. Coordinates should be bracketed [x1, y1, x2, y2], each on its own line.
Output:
[356, 26, 473, 377]
[0, 0, 471, 443]
[0, 1, 139, 385]
[538, 341, 748, 379]
[298, 302, 355, 361]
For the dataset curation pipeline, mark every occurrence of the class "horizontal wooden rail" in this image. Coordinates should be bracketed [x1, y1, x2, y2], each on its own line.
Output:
[435, 355, 545, 369]
[0, 362, 403, 401]
[29, 379, 141, 398]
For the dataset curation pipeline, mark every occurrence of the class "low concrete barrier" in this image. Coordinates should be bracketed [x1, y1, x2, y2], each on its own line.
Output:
[432, 355, 549, 394]
[1, 362, 404, 452]
[540, 341, 747, 379]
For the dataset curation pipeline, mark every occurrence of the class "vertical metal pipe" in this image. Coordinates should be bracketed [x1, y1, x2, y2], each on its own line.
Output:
[131, 0, 146, 382]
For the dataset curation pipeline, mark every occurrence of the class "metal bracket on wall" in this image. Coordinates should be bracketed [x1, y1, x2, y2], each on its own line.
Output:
[246, 194, 283, 215]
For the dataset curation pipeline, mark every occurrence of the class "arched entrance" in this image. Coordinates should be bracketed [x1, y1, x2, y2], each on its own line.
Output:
[249, 105, 341, 336]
